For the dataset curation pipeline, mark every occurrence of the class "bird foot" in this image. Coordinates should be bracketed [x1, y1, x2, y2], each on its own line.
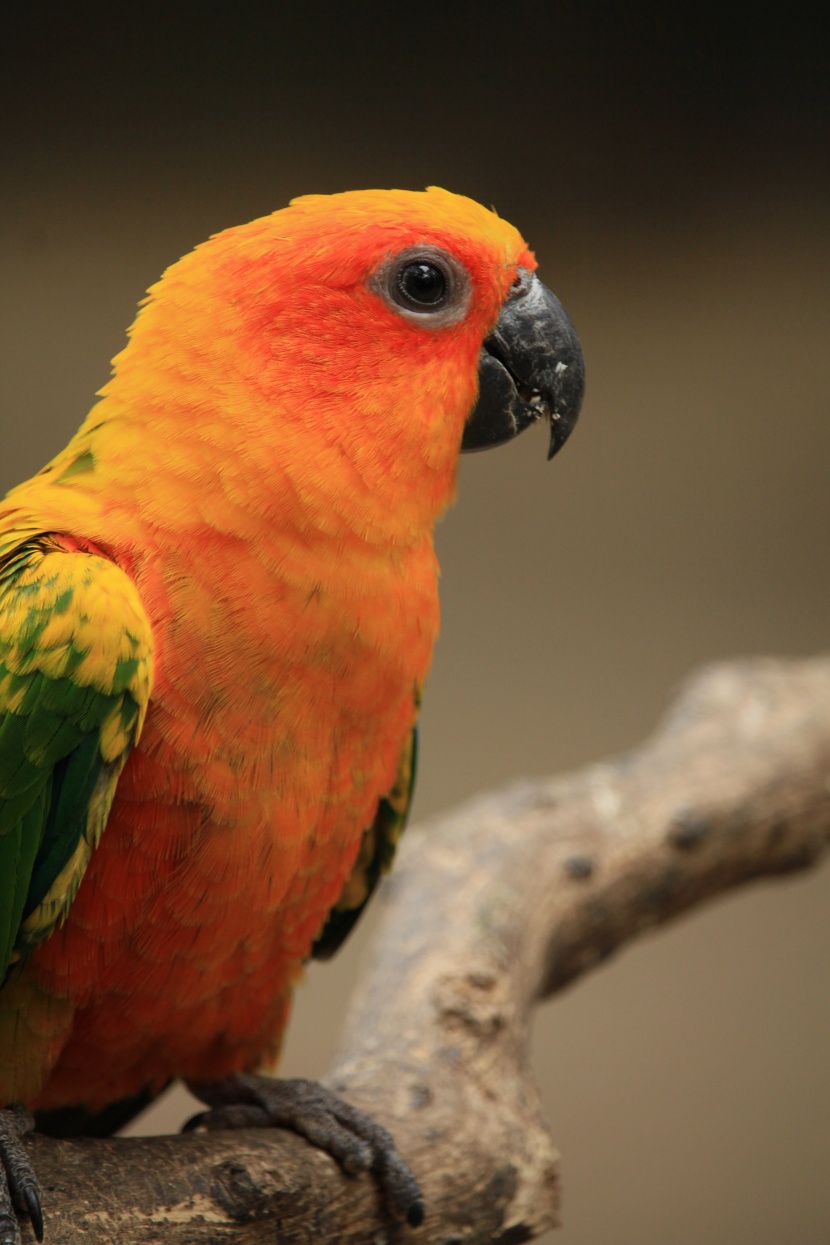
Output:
[0, 1106, 43, 1245]
[184, 1073, 423, 1227]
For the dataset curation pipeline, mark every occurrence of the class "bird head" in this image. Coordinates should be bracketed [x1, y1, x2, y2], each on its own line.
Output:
[97, 188, 584, 540]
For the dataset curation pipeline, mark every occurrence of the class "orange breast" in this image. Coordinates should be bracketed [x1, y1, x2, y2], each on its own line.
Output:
[21, 524, 438, 1110]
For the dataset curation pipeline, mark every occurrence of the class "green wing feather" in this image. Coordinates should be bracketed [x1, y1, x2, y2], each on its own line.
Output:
[312, 724, 417, 960]
[0, 535, 153, 980]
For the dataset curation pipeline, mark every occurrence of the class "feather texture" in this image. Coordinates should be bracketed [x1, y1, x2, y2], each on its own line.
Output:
[0, 188, 536, 1113]
[0, 536, 152, 974]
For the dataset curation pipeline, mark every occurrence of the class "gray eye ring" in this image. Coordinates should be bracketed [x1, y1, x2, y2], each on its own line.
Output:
[369, 244, 472, 329]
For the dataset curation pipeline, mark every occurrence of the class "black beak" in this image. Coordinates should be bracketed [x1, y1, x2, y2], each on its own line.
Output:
[462, 269, 585, 459]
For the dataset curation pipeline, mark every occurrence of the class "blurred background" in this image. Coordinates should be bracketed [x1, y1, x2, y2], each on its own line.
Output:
[2, 5, 828, 1241]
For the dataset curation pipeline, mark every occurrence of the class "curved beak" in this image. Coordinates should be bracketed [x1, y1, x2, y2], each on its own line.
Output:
[462, 269, 585, 460]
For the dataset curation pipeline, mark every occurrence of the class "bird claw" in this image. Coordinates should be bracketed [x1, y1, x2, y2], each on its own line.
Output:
[185, 1073, 424, 1227]
[0, 1106, 43, 1245]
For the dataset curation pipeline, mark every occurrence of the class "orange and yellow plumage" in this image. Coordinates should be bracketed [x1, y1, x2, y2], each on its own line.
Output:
[0, 188, 538, 1113]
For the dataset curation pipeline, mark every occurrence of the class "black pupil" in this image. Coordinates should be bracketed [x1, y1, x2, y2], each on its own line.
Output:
[399, 261, 446, 307]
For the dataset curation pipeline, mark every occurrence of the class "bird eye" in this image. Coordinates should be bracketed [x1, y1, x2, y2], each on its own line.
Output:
[371, 244, 471, 328]
[395, 260, 448, 310]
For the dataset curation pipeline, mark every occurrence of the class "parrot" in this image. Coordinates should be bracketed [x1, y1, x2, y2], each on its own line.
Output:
[0, 186, 584, 1242]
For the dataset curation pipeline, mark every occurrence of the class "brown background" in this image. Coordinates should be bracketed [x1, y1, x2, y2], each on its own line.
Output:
[2, 6, 828, 1241]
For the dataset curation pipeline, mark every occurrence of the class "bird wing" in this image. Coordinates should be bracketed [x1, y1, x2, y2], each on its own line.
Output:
[311, 724, 417, 960]
[0, 534, 153, 979]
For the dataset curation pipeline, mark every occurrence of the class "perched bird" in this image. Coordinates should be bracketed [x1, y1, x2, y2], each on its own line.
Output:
[0, 187, 584, 1241]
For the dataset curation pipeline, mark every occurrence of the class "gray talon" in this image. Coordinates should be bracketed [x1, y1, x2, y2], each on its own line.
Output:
[186, 1073, 423, 1224]
[0, 1106, 43, 1245]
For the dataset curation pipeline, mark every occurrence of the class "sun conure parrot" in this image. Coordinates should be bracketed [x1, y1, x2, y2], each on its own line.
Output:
[0, 186, 584, 1242]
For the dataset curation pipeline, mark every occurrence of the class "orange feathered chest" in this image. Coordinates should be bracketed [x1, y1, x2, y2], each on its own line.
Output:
[27, 522, 438, 1109]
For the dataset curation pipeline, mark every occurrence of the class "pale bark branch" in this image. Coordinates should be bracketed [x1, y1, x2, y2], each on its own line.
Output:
[23, 656, 830, 1243]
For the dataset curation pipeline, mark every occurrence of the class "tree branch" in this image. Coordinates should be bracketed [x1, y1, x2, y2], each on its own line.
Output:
[23, 657, 830, 1243]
